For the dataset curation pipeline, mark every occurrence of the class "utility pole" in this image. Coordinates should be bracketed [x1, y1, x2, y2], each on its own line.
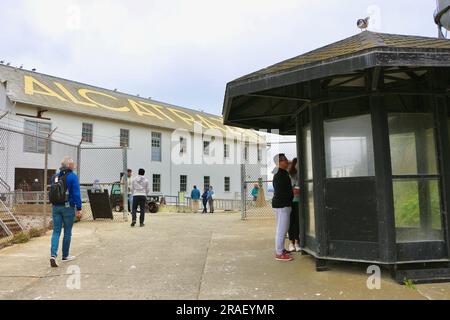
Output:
[43, 127, 58, 230]
[122, 147, 128, 222]
[76, 139, 83, 180]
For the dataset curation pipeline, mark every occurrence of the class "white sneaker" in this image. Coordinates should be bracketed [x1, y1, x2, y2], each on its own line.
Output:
[295, 244, 301, 252]
[288, 243, 296, 252]
[62, 256, 76, 262]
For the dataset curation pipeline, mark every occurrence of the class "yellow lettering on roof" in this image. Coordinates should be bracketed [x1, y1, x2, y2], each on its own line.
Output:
[195, 114, 226, 134]
[24, 75, 68, 102]
[128, 99, 163, 120]
[54, 82, 97, 107]
[147, 104, 175, 122]
[167, 108, 206, 128]
[78, 89, 130, 112]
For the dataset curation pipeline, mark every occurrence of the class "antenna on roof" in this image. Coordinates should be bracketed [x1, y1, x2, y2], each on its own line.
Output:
[435, 0, 450, 38]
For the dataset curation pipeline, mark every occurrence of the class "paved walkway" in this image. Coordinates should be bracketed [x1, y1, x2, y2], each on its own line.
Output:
[1, 212, 450, 300]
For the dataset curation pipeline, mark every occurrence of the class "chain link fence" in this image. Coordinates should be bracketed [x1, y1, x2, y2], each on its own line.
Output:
[78, 146, 128, 222]
[240, 140, 297, 220]
[0, 124, 128, 240]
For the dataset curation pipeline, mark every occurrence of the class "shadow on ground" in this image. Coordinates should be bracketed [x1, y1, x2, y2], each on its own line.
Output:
[0, 212, 449, 300]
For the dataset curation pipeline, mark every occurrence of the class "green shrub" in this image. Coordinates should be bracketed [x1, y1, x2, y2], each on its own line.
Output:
[12, 232, 30, 244]
[28, 228, 44, 238]
[404, 279, 417, 290]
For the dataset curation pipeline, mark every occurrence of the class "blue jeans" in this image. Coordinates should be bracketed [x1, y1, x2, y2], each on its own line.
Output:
[51, 205, 75, 258]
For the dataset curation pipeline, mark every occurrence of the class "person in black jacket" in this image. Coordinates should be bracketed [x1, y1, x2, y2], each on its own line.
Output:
[272, 154, 294, 262]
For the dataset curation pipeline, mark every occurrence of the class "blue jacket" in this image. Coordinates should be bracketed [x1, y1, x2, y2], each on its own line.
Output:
[52, 167, 82, 210]
[191, 188, 200, 200]
[201, 191, 209, 203]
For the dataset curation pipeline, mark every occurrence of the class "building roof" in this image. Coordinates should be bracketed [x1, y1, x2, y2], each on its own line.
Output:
[223, 31, 450, 134]
[232, 31, 450, 84]
[0, 64, 256, 139]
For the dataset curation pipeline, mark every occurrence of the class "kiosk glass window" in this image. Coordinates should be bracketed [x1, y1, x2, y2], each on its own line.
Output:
[324, 115, 375, 178]
[388, 113, 443, 242]
[303, 127, 315, 237]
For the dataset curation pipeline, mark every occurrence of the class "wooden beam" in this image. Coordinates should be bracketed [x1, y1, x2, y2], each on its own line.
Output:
[367, 68, 397, 263]
[371, 67, 382, 91]
[244, 93, 311, 102]
[326, 74, 364, 89]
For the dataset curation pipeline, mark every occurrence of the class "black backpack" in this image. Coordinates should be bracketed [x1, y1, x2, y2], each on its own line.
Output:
[49, 171, 69, 205]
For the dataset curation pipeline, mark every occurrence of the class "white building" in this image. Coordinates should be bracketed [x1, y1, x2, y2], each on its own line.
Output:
[0, 65, 267, 200]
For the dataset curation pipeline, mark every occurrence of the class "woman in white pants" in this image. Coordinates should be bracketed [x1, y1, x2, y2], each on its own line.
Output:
[272, 154, 294, 262]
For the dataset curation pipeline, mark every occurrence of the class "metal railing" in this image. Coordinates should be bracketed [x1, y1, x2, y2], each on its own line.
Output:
[0, 177, 10, 192]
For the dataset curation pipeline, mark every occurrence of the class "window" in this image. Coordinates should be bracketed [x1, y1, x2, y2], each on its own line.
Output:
[180, 175, 187, 192]
[244, 141, 249, 161]
[82, 123, 93, 143]
[24, 120, 52, 154]
[224, 177, 230, 192]
[120, 129, 130, 147]
[324, 115, 375, 178]
[257, 145, 263, 162]
[152, 174, 161, 193]
[180, 136, 187, 155]
[151, 132, 162, 162]
[303, 127, 315, 237]
[224, 144, 230, 159]
[388, 113, 443, 242]
[304, 128, 313, 181]
[204, 176, 210, 190]
[203, 141, 210, 156]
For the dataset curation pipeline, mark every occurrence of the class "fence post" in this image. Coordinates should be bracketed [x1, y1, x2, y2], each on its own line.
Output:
[43, 127, 57, 230]
[122, 147, 128, 222]
[240, 163, 246, 220]
[76, 140, 82, 180]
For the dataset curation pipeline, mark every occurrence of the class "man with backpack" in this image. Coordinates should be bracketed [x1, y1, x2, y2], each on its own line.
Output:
[49, 156, 82, 268]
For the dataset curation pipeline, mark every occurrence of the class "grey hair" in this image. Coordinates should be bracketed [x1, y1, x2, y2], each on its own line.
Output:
[61, 156, 74, 167]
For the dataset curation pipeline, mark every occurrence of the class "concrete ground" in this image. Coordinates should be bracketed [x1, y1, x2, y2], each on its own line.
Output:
[1, 212, 450, 300]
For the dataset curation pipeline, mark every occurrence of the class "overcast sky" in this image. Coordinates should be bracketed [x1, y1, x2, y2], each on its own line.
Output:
[0, 0, 440, 116]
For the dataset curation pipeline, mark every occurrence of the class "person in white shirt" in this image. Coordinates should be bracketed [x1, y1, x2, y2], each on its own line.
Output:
[120, 169, 133, 213]
[130, 168, 150, 227]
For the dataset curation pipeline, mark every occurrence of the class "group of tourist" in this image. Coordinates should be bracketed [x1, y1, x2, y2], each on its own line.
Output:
[47, 153, 302, 268]
[190, 185, 215, 214]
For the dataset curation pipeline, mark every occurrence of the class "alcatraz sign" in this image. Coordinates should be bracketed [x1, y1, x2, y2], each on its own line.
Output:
[22, 75, 254, 138]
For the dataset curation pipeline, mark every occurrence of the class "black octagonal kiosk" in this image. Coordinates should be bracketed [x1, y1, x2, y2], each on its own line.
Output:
[223, 32, 450, 283]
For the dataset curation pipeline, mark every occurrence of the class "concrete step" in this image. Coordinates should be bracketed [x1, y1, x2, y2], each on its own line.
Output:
[394, 267, 450, 284]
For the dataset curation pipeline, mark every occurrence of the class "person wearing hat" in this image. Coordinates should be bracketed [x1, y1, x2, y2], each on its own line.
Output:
[272, 153, 294, 262]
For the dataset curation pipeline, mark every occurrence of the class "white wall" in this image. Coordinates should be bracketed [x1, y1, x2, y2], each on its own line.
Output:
[0, 103, 266, 199]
